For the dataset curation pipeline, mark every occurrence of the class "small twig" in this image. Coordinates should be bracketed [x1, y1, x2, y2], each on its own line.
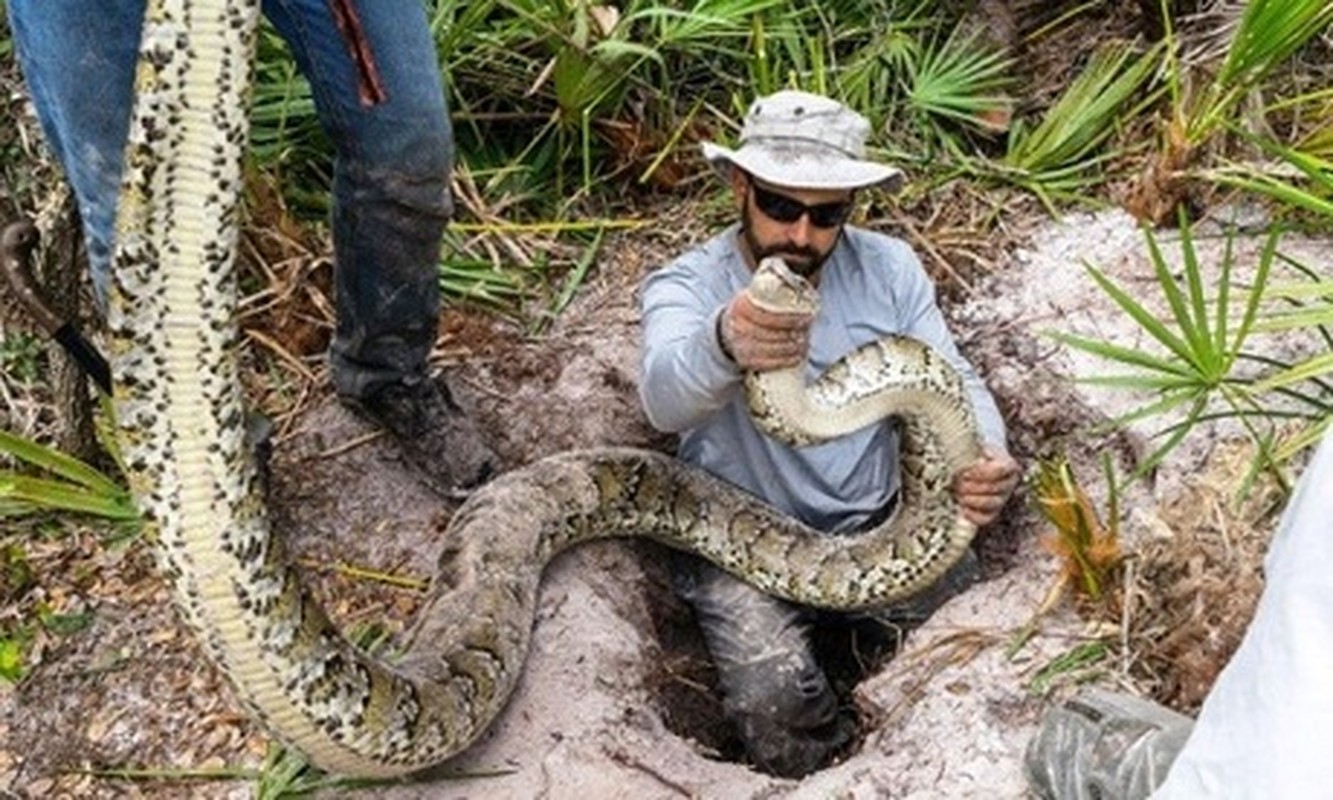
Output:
[605, 747, 696, 798]
[243, 327, 318, 384]
[666, 672, 713, 696]
[296, 557, 428, 592]
[272, 380, 317, 444]
[314, 430, 383, 459]
[894, 213, 976, 295]
[450, 372, 513, 401]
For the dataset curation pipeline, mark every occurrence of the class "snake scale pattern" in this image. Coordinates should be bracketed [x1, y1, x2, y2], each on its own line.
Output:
[107, 0, 983, 778]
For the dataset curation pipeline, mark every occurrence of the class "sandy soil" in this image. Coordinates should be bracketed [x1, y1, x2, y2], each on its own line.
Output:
[1, 207, 1325, 799]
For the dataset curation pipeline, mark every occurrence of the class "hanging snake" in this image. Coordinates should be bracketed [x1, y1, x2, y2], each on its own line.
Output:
[52, 0, 988, 779]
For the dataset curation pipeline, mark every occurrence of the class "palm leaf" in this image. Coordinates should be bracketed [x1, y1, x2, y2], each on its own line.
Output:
[1250, 351, 1333, 394]
[1073, 374, 1212, 392]
[1210, 172, 1333, 218]
[1230, 229, 1279, 357]
[1215, 0, 1333, 90]
[905, 29, 1013, 131]
[0, 430, 124, 497]
[1047, 330, 1195, 378]
[1256, 305, 1333, 332]
[0, 475, 139, 521]
[1080, 259, 1202, 370]
[1177, 212, 1219, 373]
[1141, 220, 1211, 374]
[1187, 0, 1333, 142]
[1203, 129, 1333, 220]
[1006, 41, 1162, 175]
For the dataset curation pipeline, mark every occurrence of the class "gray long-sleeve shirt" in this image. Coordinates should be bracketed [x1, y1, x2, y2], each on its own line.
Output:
[638, 224, 1007, 534]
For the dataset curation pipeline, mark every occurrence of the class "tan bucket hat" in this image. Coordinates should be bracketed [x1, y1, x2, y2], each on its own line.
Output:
[701, 90, 902, 191]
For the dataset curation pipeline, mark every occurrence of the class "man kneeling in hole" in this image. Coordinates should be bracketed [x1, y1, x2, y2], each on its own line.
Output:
[638, 90, 1019, 777]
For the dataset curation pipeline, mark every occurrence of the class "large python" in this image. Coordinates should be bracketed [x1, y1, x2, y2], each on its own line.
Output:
[101, 0, 983, 779]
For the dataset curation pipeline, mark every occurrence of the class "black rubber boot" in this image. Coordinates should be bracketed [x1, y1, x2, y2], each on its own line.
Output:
[352, 376, 496, 497]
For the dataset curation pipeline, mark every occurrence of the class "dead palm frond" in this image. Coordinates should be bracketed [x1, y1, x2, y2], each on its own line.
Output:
[1031, 455, 1123, 614]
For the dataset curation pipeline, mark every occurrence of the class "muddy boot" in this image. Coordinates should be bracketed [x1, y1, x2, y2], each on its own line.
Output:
[352, 376, 496, 497]
[734, 708, 857, 778]
[725, 656, 856, 777]
[1025, 688, 1195, 800]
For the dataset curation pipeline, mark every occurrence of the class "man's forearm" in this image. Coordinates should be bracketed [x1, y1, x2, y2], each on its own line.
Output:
[639, 305, 741, 432]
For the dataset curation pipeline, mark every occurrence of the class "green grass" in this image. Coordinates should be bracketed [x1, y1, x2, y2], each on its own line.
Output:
[1002, 41, 1164, 210]
[1027, 640, 1110, 696]
[0, 332, 46, 384]
[0, 429, 139, 522]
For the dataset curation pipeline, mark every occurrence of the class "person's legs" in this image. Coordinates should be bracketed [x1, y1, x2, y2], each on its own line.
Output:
[12, 2, 488, 489]
[675, 558, 854, 777]
[261, 0, 448, 399]
[263, 0, 494, 491]
[676, 543, 981, 777]
[10, 0, 144, 305]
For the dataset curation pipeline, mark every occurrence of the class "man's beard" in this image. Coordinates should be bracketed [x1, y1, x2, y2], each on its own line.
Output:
[741, 209, 837, 278]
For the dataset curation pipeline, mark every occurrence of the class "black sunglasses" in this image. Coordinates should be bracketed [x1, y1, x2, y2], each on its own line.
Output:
[749, 182, 853, 229]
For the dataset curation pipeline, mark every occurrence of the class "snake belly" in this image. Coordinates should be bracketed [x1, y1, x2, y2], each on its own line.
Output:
[106, 0, 986, 778]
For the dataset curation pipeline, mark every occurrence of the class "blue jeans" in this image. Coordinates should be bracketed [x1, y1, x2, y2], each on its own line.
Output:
[10, 0, 453, 400]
